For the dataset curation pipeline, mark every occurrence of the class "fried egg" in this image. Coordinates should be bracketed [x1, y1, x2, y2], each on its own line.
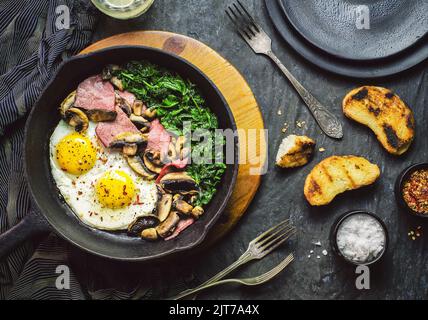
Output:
[49, 120, 158, 231]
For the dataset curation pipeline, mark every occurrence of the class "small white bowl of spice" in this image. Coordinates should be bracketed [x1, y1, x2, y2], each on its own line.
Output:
[330, 211, 388, 265]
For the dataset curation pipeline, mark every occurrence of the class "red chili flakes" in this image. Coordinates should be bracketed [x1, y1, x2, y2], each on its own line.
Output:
[134, 194, 144, 205]
[99, 156, 108, 164]
[402, 169, 428, 214]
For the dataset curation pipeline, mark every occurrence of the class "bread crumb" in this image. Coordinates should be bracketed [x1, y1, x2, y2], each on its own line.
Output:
[319, 147, 326, 152]
[296, 120, 306, 128]
[281, 123, 289, 133]
[277, 110, 282, 115]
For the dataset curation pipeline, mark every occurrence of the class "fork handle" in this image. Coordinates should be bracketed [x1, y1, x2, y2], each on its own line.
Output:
[171, 278, 242, 300]
[266, 50, 343, 139]
[169, 251, 253, 300]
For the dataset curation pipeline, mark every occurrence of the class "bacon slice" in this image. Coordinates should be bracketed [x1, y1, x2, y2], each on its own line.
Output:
[148, 119, 171, 155]
[165, 218, 195, 241]
[155, 159, 189, 184]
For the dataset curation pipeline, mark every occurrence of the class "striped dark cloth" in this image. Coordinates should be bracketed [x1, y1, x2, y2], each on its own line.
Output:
[0, 0, 197, 300]
[0, 0, 99, 299]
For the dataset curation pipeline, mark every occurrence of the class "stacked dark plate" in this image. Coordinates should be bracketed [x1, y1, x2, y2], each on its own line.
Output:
[265, 0, 428, 78]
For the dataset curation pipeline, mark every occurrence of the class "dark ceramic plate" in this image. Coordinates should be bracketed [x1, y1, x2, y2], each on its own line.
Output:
[395, 163, 428, 218]
[19, 46, 239, 262]
[265, 0, 428, 78]
[280, 0, 428, 61]
[330, 210, 389, 266]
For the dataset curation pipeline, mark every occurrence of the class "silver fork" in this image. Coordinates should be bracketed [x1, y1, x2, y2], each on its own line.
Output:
[173, 253, 294, 300]
[226, 1, 343, 139]
[169, 219, 296, 300]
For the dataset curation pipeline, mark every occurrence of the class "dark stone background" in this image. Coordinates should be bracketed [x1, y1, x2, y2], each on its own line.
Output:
[91, 0, 428, 299]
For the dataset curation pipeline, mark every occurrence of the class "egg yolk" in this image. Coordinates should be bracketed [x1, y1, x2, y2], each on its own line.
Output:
[56, 133, 97, 175]
[95, 170, 136, 209]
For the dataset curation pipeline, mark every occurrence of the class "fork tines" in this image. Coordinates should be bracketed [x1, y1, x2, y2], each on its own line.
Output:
[251, 219, 296, 256]
[226, 0, 260, 39]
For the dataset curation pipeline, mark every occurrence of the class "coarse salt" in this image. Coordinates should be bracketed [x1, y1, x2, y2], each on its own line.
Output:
[336, 214, 385, 264]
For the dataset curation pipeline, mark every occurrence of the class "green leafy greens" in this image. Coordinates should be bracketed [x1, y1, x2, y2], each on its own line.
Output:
[116, 61, 226, 206]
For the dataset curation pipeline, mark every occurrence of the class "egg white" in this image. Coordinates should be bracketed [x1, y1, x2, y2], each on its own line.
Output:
[49, 120, 158, 231]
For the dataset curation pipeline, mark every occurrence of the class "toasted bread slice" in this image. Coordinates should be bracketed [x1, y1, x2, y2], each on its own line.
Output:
[343, 86, 415, 155]
[276, 135, 316, 168]
[304, 155, 380, 206]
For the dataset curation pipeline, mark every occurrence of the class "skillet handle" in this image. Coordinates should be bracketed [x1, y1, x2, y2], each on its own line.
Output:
[0, 210, 50, 260]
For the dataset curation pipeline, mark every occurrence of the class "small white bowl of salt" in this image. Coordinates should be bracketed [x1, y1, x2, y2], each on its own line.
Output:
[331, 211, 388, 266]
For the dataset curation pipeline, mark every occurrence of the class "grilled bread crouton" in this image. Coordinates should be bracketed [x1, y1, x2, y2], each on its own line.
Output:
[343, 86, 415, 155]
[304, 155, 380, 206]
[276, 135, 316, 168]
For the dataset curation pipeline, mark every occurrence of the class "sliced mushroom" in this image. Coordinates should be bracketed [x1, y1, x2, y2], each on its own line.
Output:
[115, 92, 132, 116]
[147, 150, 163, 166]
[126, 156, 156, 180]
[143, 108, 157, 120]
[132, 100, 144, 116]
[173, 194, 182, 202]
[160, 172, 199, 195]
[127, 215, 160, 236]
[141, 228, 158, 241]
[157, 194, 173, 222]
[109, 132, 148, 149]
[123, 144, 138, 156]
[143, 151, 163, 174]
[189, 195, 197, 205]
[140, 127, 149, 134]
[191, 206, 205, 219]
[174, 199, 194, 215]
[156, 211, 180, 238]
[85, 109, 117, 122]
[110, 76, 124, 91]
[64, 108, 89, 133]
[101, 64, 121, 80]
[129, 114, 150, 128]
[60, 91, 76, 117]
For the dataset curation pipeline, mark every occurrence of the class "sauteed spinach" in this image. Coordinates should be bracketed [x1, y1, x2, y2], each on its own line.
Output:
[116, 61, 226, 206]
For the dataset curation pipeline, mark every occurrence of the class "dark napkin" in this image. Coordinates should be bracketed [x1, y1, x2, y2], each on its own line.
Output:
[0, 0, 99, 299]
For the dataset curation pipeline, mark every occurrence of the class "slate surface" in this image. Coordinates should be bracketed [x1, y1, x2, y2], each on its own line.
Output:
[91, 0, 428, 299]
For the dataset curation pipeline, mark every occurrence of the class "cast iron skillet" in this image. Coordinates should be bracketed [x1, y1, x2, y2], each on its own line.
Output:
[0, 46, 239, 262]
[280, 0, 428, 61]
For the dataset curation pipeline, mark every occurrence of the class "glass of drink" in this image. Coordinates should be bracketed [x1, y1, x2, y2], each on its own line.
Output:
[91, 0, 155, 20]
